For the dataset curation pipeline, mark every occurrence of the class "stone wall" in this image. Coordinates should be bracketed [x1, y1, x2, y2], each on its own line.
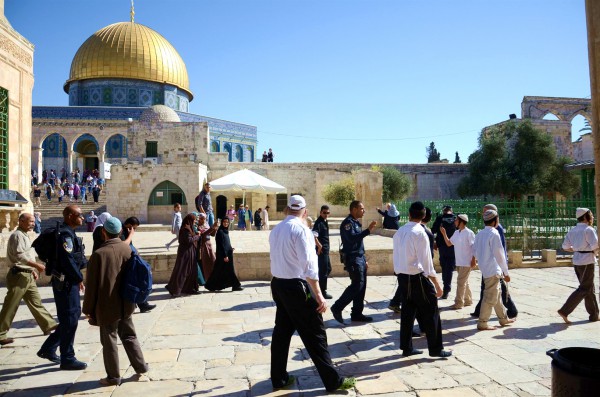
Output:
[107, 162, 208, 224]
[0, 6, 34, 214]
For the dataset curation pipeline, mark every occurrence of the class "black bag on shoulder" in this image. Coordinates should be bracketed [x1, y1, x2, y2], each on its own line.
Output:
[31, 221, 62, 276]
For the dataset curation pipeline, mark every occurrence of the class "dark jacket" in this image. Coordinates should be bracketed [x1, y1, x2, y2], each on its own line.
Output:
[431, 213, 456, 258]
[340, 215, 370, 258]
[313, 216, 330, 251]
[82, 239, 134, 326]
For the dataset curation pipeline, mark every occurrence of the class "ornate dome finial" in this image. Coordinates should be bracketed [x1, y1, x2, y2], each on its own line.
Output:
[130, 0, 135, 23]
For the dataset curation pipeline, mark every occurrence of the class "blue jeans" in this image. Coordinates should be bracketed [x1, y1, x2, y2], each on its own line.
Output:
[40, 279, 81, 364]
[207, 212, 215, 227]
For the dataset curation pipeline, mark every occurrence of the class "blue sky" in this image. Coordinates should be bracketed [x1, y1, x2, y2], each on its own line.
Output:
[5, 0, 591, 164]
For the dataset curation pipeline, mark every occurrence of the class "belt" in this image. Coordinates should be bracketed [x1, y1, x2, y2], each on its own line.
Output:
[10, 267, 33, 274]
[576, 251, 594, 254]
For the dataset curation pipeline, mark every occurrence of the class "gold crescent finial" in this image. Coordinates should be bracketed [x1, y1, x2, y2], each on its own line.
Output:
[130, 0, 135, 23]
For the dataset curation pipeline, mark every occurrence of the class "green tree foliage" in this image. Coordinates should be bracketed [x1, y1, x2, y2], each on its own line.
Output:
[458, 120, 580, 198]
[426, 142, 441, 163]
[454, 151, 461, 163]
[381, 167, 413, 202]
[322, 176, 355, 206]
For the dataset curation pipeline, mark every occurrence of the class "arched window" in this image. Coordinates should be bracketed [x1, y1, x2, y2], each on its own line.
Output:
[105, 134, 127, 158]
[223, 143, 232, 161]
[42, 133, 68, 157]
[542, 112, 560, 121]
[148, 181, 187, 205]
[246, 145, 254, 162]
[235, 145, 243, 161]
[211, 141, 220, 152]
[74, 133, 99, 154]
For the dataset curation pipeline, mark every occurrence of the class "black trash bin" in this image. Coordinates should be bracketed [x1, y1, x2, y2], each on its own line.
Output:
[546, 347, 600, 397]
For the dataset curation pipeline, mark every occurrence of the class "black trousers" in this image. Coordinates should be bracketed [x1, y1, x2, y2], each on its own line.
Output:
[439, 255, 456, 293]
[317, 250, 331, 293]
[473, 277, 518, 318]
[270, 277, 342, 391]
[40, 279, 80, 364]
[397, 273, 443, 355]
[332, 256, 367, 316]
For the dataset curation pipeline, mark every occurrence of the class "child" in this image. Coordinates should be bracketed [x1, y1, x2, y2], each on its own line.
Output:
[440, 214, 476, 309]
[165, 203, 182, 250]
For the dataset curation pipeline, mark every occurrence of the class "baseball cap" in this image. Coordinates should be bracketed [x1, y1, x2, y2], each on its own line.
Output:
[288, 195, 306, 210]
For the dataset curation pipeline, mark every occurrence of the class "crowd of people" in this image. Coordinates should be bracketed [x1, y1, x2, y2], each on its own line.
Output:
[1, 185, 597, 392]
[32, 168, 104, 206]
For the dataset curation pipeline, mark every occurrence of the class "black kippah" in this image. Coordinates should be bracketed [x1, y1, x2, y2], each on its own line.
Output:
[409, 201, 425, 212]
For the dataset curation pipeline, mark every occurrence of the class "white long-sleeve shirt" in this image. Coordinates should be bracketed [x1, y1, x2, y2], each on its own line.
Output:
[450, 227, 475, 267]
[393, 221, 436, 277]
[562, 223, 598, 266]
[270, 215, 319, 280]
[474, 226, 509, 278]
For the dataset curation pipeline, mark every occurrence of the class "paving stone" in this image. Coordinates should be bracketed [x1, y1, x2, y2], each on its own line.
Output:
[418, 387, 482, 397]
[355, 372, 409, 394]
[513, 381, 552, 396]
[142, 348, 180, 363]
[191, 379, 249, 396]
[452, 372, 491, 386]
[112, 379, 194, 397]
[397, 367, 458, 390]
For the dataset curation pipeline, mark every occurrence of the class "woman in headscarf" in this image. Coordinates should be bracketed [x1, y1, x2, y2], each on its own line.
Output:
[377, 203, 400, 230]
[197, 213, 217, 281]
[92, 212, 112, 253]
[166, 213, 203, 297]
[205, 218, 243, 292]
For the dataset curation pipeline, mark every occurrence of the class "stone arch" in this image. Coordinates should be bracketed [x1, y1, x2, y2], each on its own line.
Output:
[211, 141, 220, 152]
[73, 133, 100, 172]
[246, 145, 254, 162]
[223, 142, 232, 161]
[41, 133, 69, 175]
[104, 133, 128, 158]
[521, 96, 591, 121]
[542, 112, 560, 120]
[147, 180, 187, 205]
[235, 144, 243, 162]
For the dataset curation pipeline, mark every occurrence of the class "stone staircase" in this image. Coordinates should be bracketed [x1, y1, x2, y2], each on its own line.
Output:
[33, 194, 107, 232]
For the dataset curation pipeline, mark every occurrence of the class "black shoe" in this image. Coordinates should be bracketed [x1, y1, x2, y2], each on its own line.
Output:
[0, 338, 14, 346]
[470, 312, 479, 318]
[60, 359, 87, 371]
[430, 350, 452, 358]
[440, 291, 449, 299]
[37, 350, 60, 364]
[232, 286, 244, 291]
[138, 303, 156, 313]
[402, 349, 423, 357]
[273, 375, 296, 389]
[331, 307, 345, 324]
[350, 314, 373, 323]
[323, 292, 333, 299]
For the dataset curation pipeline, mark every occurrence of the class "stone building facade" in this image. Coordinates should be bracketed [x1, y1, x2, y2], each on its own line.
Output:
[0, 0, 33, 228]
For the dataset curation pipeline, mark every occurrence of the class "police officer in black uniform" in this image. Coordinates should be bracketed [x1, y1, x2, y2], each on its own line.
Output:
[331, 200, 377, 325]
[37, 205, 88, 370]
[431, 205, 457, 299]
[313, 205, 333, 299]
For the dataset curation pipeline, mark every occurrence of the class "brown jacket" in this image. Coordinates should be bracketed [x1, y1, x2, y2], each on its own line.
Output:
[82, 238, 135, 326]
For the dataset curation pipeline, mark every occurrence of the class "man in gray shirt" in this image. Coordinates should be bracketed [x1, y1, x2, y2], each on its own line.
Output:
[0, 213, 58, 348]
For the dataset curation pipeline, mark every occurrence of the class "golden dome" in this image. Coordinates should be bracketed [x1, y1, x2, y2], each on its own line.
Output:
[64, 22, 192, 99]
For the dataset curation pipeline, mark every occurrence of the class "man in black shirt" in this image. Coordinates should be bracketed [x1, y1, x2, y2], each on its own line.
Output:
[431, 205, 456, 299]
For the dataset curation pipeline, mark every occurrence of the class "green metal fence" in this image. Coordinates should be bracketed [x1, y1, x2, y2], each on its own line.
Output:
[394, 198, 597, 258]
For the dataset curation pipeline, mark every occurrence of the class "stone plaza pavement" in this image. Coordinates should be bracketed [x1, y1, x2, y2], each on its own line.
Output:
[0, 266, 598, 397]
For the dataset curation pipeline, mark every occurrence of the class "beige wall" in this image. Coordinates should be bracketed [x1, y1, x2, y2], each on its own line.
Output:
[0, 9, 34, 215]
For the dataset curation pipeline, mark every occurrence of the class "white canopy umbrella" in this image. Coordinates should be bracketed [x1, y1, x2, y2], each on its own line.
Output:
[209, 168, 286, 204]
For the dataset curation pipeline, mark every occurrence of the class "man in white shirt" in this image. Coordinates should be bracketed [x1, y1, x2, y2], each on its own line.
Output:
[558, 207, 599, 323]
[261, 206, 270, 230]
[440, 213, 476, 309]
[393, 201, 451, 358]
[269, 195, 356, 392]
[473, 210, 516, 331]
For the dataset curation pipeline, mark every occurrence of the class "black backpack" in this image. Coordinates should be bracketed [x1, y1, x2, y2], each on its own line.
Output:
[32, 221, 63, 276]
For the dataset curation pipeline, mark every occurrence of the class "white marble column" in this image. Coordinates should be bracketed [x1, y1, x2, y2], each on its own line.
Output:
[31, 147, 44, 183]
[67, 149, 74, 174]
[98, 150, 106, 178]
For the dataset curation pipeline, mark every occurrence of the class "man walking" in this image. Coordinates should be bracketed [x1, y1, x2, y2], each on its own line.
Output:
[557, 207, 599, 323]
[431, 205, 456, 299]
[473, 209, 516, 331]
[394, 201, 451, 358]
[196, 182, 214, 226]
[471, 204, 518, 318]
[261, 205, 270, 230]
[122, 217, 156, 313]
[331, 200, 377, 324]
[83, 218, 149, 386]
[269, 195, 355, 392]
[313, 205, 332, 299]
[38, 205, 88, 370]
[0, 213, 58, 347]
